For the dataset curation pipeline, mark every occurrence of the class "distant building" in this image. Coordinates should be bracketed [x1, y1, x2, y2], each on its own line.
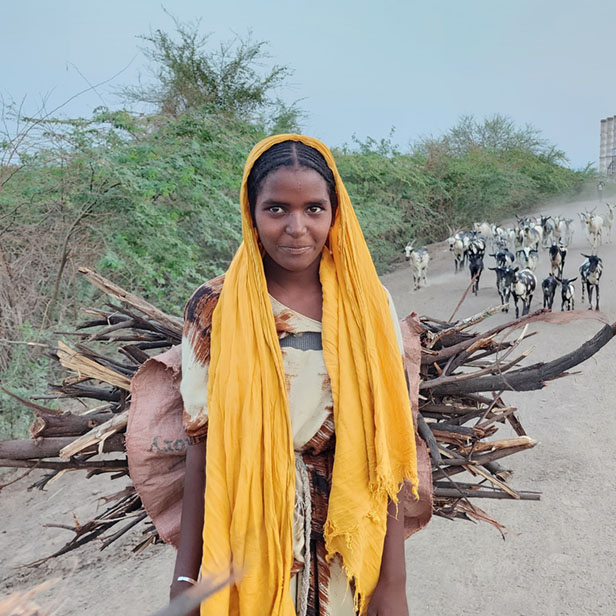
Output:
[600, 116, 616, 176]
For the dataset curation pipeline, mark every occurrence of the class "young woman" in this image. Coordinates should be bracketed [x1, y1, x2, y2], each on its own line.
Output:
[169, 135, 420, 615]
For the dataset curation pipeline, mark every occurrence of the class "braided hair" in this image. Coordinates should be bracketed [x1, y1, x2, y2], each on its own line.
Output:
[246, 140, 338, 221]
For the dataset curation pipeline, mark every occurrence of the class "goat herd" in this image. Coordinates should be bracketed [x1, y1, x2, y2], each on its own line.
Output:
[404, 204, 612, 318]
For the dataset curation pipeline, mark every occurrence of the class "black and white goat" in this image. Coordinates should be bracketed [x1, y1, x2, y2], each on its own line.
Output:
[489, 248, 514, 268]
[404, 242, 430, 290]
[579, 254, 603, 310]
[558, 276, 576, 311]
[468, 233, 486, 258]
[512, 268, 537, 318]
[489, 265, 517, 312]
[541, 274, 558, 311]
[517, 216, 542, 251]
[468, 252, 484, 295]
[548, 242, 567, 278]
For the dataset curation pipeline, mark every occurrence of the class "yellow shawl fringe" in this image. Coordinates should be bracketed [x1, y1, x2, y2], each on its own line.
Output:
[201, 134, 419, 615]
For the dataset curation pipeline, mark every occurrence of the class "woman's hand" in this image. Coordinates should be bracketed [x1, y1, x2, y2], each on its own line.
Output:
[366, 576, 409, 615]
[169, 579, 200, 616]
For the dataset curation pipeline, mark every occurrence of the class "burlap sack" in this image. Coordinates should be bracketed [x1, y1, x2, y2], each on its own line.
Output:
[126, 344, 186, 547]
[400, 313, 434, 537]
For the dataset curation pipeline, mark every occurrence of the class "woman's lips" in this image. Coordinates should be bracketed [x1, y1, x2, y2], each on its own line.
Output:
[279, 246, 312, 255]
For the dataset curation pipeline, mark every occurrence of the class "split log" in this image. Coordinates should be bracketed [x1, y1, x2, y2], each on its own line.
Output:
[0, 434, 124, 460]
[59, 410, 128, 459]
[56, 341, 131, 390]
[29, 411, 115, 438]
[0, 458, 128, 471]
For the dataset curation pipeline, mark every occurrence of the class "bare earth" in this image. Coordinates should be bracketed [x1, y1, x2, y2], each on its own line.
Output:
[1, 197, 615, 615]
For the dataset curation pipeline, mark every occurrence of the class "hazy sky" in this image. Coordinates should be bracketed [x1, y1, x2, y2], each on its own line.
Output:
[1, 0, 614, 168]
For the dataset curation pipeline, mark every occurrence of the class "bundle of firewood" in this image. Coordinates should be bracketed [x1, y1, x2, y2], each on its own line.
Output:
[416, 305, 614, 530]
[1, 267, 614, 558]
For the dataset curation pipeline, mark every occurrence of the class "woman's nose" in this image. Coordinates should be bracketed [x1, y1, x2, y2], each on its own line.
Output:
[285, 212, 307, 236]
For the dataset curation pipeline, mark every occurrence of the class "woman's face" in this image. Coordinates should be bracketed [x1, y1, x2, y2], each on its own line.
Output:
[253, 166, 333, 275]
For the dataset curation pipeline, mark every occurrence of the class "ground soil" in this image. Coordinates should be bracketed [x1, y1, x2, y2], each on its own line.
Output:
[1, 197, 614, 615]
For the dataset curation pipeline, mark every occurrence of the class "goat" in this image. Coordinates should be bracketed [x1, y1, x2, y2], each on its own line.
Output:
[446, 231, 468, 273]
[468, 252, 484, 296]
[579, 211, 603, 251]
[523, 223, 542, 251]
[516, 247, 538, 271]
[516, 215, 542, 250]
[473, 221, 492, 238]
[503, 227, 517, 252]
[561, 218, 574, 246]
[514, 224, 525, 251]
[540, 215, 556, 248]
[489, 265, 517, 312]
[548, 242, 567, 277]
[468, 234, 486, 258]
[491, 224, 507, 249]
[558, 276, 576, 311]
[512, 268, 537, 318]
[553, 216, 574, 247]
[579, 253, 603, 310]
[541, 274, 558, 311]
[404, 243, 430, 290]
[489, 248, 514, 268]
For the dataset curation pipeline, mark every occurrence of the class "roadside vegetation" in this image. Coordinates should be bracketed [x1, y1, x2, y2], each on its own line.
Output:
[0, 18, 594, 437]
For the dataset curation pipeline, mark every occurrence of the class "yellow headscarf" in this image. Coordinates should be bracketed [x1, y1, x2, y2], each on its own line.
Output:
[202, 134, 418, 615]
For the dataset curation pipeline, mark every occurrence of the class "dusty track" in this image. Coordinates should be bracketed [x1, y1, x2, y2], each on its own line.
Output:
[387, 197, 616, 616]
[1, 197, 614, 615]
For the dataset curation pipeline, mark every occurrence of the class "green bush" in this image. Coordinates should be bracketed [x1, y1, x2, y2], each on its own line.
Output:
[0, 107, 592, 437]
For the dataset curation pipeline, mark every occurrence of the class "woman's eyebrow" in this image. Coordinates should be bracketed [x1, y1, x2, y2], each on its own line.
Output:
[261, 198, 328, 206]
[261, 199, 289, 206]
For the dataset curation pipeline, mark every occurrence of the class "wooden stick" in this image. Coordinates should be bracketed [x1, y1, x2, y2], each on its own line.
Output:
[429, 322, 616, 395]
[438, 446, 520, 498]
[56, 341, 132, 390]
[29, 410, 114, 438]
[431, 442, 538, 480]
[421, 348, 532, 390]
[100, 512, 148, 550]
[78, 267, 183, 334]
[0, 458, 127, 471]
[59, 411, 128, 459]
[434, 487, 541, 500]
[150, 571, 235, 616]
[0, 434, 124, 460]
[457, 436, 537, 455]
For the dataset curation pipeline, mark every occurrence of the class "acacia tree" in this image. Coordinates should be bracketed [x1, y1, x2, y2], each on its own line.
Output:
[445, 114, 567, 162]
[120, 15, 301, 130]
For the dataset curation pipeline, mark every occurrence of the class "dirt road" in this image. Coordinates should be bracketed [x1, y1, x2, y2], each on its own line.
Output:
[1, 197, 614, 615]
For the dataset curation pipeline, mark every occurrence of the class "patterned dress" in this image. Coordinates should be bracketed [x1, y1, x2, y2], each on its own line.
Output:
[180, 278, 406, 615]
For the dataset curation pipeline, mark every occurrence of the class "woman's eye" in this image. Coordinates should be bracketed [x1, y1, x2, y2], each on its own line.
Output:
[268, 206, 283, 214]
[308, 205, 323, 214]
